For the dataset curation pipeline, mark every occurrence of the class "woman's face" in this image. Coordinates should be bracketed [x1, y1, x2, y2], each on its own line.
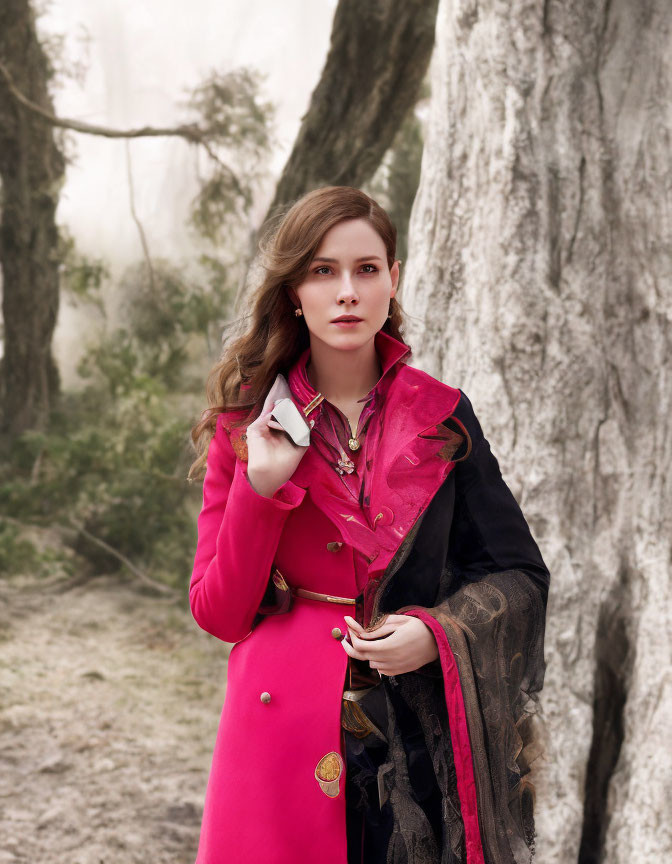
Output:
[291, 218, 399, 351]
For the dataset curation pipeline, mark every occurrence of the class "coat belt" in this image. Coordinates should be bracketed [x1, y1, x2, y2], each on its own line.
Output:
[272, 568, 358, 606]
[290, 586, 357, 605]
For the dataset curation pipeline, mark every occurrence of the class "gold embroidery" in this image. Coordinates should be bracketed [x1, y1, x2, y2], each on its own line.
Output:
[314, 751, 344, 798]
[229, 427, 249, 462]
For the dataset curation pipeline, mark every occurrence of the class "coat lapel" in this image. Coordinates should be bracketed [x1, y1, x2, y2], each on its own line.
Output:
[357, 365, 465, 578]
[289, 362, 467, 583]
[227, 332, 470, 611]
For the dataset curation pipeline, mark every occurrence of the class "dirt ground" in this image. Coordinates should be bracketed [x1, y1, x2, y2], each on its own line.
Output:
[0, 567, 229, 864]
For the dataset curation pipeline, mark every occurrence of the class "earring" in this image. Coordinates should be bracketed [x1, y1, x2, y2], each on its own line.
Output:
[295, 307, 303, 317]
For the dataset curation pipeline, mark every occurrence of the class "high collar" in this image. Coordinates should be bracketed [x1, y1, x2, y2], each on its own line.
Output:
[288, 329, 412, 417]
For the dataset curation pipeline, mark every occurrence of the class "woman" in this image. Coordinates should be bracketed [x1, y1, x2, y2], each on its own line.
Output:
[188, 186, 550, 864]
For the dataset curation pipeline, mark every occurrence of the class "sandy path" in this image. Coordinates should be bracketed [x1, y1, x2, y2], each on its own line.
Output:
[0, 572, 228, 864]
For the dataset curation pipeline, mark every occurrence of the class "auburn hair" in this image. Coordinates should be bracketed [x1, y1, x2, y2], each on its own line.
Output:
[188, 185, 410, 479]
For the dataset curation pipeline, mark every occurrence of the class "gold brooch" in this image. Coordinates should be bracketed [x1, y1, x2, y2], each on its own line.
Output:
[314, 751, 344, 798]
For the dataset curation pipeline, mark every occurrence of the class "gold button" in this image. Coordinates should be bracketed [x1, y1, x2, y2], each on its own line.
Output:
[260, 691, 271, 703]
[331, 627, 343, 639]
[326, 541, 343, 552]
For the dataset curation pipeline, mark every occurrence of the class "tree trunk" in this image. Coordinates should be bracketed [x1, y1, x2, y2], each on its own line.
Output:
[0, 0, 65, 439]
[404, 1, 671, 862]
[235, 0, 439, 313]
[266, 0, 439, 220]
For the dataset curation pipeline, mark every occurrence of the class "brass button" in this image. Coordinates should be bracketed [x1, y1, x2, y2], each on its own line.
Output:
[326, 541, 343, 552]
[260, 691, 271, 703]
[331, 627, 343, 639]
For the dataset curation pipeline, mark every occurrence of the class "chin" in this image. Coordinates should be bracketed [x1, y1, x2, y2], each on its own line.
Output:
[319, 328, 375, 350]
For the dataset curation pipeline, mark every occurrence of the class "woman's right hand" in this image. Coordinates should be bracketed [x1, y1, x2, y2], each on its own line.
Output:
[245, 382, 310, 498]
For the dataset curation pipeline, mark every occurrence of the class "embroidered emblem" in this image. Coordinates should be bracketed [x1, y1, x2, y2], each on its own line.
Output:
[228, 426, 249, 462]
[314, 751, 344, 798]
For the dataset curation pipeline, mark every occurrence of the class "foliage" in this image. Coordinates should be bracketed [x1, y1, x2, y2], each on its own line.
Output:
[180, 67, 276, 245]
[58, 226, 109, 312]
[0, 28, 272, 587]
[0, 258, 233, 588]
[0, 520, 74, 581]
[0, 521, 41, 576]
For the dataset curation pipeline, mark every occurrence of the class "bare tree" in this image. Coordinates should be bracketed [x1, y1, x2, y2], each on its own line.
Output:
[404, 1, 671, 862]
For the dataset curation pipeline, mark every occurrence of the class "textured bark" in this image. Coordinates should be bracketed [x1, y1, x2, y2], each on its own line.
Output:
[265, 0, 439, 220]
[403, 1, 671, 862]
[0, 0, 65, 438]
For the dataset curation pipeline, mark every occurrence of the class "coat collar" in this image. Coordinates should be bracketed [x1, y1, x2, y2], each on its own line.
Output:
[286, 336, 467, 587]
[222, 331, 469, 603]
[287, 328, 412, 419]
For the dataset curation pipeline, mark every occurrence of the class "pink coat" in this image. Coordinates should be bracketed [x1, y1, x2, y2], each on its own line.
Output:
[189, 334, 488, 863]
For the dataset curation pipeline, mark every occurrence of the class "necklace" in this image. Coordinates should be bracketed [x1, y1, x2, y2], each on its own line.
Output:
[348, 422, 361, 451]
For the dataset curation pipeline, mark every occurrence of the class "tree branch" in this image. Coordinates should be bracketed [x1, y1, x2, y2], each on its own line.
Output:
[68, 518, 177, 596]
[0, 57, 245, 199]
[124, 139, 156, 294]
[0, 58, 201, 142]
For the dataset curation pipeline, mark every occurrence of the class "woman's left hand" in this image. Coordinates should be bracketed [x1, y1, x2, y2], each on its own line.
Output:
[340, 614, 439, 676]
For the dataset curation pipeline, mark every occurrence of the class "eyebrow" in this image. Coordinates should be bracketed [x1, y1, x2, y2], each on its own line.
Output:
[311, 255, 384, 263]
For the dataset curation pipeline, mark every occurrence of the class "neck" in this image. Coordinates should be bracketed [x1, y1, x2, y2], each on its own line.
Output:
[306, 335, 382, 403]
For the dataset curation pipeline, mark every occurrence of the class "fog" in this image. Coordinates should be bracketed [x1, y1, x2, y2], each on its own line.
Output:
[34, 0, 336, 382]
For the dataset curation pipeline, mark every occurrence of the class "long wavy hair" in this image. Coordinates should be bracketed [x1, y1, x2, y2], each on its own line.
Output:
[188, 185, 410, 479]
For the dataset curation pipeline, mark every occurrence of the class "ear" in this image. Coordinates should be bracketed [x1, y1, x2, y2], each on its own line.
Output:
[390, 259, 401, 294]
[285, 284, 300, 307]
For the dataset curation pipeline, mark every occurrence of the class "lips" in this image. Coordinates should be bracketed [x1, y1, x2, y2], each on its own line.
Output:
[331, 315, 363, 322]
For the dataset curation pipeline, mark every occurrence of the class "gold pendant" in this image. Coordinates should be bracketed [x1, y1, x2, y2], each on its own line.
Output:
[348, 437, 360, 451]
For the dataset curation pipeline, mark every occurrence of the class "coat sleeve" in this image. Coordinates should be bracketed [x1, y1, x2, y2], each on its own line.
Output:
[189, 413, 307, 643]
[409, 388, 550, 678]
[446, 389, 550, 605]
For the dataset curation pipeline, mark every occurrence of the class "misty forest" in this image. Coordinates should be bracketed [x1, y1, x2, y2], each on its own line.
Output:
[0, 1, 670, 862]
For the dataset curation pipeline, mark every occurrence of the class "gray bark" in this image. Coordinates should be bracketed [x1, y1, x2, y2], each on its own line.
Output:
[403, 1, 671, 861]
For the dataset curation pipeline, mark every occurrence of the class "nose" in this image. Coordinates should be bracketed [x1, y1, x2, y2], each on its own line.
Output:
[336, 273, 360, 305]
